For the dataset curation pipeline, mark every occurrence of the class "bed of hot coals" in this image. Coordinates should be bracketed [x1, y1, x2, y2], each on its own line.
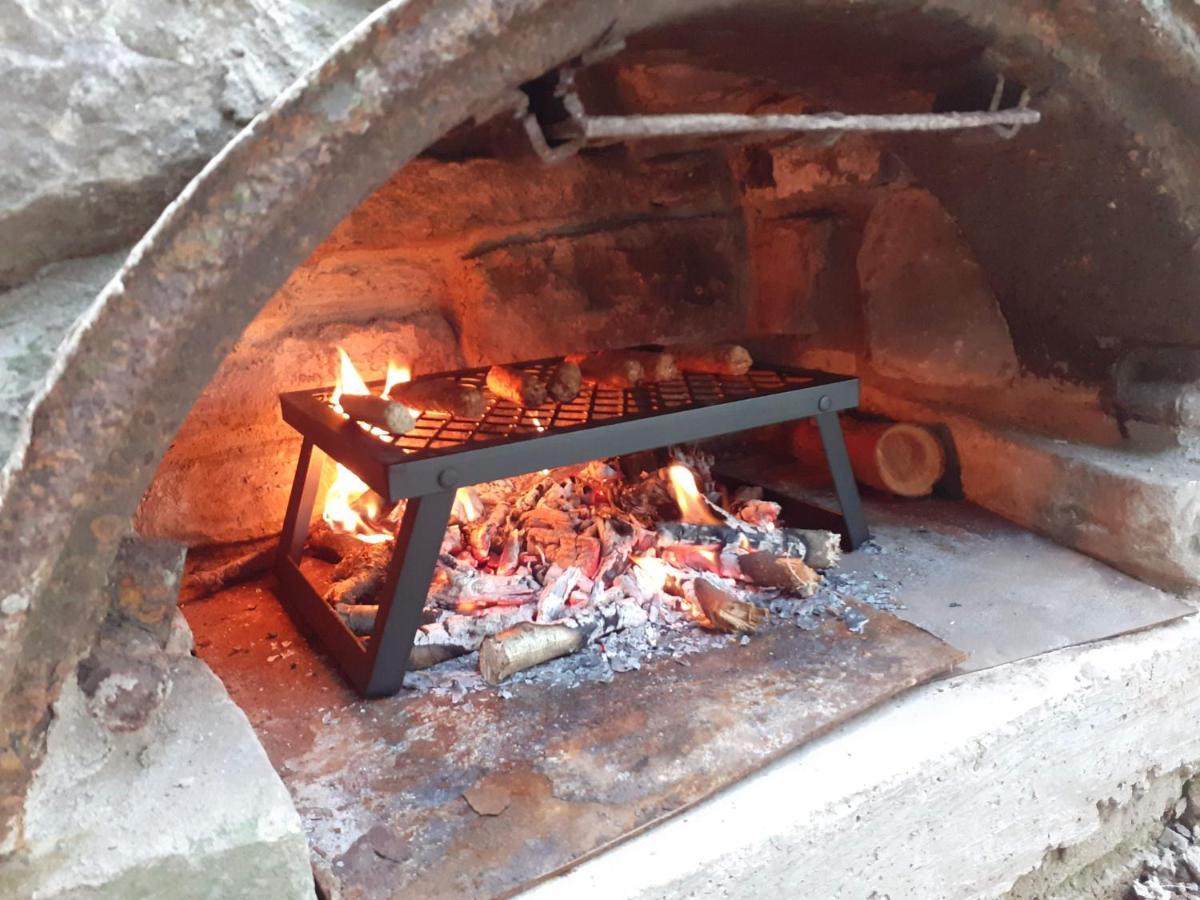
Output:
[306, 447, 881, 694]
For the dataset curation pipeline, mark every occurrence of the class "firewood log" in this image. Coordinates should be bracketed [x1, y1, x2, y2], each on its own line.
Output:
[656, 523, 842, 568]
[619, 350, 679, 383]
[181, 538, 277, 602]
[337, 604, 380, 636]
[479, 601, 648, 684]
[791, 419, 946, 498]
[323, 561, 387, 605]
[546, 360, 582, 403]
[692, 577, 768, 633]
[306, 521, 368, 563]
[339, 394, 416, 435]
[487, 365, 547, 407]
[664, 342, 753, 376]
[388, 379, 486, 419]
[567, 351, 644, 388]
[736, 551, 820, 597]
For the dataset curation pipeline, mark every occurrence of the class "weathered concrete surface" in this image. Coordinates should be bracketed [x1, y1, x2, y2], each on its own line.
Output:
[0, 252, 126, 466]
[6, 0, 1200, 867]
[0, 0, 372, 288]
[859, 188, 1019, 388]
[0, 622, 312, 899]
[522, 613, 1200, 900]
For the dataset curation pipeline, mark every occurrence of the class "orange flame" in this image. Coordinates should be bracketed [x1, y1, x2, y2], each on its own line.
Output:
[667, 463, 723, 525]
[324, 347, 392, 542]
[385, 361, 412, 396]
[452, 488, 483, 523]
[331, 346, 369, 411]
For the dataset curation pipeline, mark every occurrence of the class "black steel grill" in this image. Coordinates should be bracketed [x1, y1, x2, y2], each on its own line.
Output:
[304, 361, 821, 458]
[276, 353, 868, 697]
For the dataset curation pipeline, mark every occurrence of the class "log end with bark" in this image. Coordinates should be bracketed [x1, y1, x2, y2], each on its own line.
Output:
[792, 418, 946, 498]
[547, 360, 582, 403]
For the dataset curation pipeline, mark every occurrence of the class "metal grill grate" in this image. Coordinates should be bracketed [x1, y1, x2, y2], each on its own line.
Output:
[311, 360, 817, 461]
[276, 351, 868, 696]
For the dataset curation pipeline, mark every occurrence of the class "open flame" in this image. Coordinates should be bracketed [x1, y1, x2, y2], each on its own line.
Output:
[324, 347, 394, 543]
[384, 360, 412, 396]
[667, 463, 723, 525]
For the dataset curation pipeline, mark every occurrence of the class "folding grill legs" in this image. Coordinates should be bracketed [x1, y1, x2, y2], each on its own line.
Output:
[363, 490, 455, 697]
[815, 411, 870, 549]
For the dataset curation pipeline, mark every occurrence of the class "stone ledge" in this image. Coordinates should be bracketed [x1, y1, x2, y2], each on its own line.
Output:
[2, 643, 312, 899]
[522, 613, 1200, 900]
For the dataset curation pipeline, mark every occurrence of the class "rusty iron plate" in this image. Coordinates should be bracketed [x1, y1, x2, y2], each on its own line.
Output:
[186, 578, 963, 898]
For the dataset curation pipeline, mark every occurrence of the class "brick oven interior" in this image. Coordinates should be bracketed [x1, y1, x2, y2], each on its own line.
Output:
[4, 3, 1200, 898]
[145, 15, 1198, 897]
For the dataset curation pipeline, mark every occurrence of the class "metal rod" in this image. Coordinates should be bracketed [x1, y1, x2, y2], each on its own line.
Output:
[815, 411, 871, 550]
[559, 108, 1040, 142]
[363, 490, 456, 697]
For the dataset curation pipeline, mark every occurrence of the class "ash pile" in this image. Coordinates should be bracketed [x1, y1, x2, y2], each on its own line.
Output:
[310, 449, 867, 693]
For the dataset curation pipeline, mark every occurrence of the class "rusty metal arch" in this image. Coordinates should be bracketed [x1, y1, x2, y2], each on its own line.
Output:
[2, 0, 1199, 847]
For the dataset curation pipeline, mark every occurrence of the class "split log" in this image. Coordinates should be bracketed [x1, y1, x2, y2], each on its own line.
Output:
[792, 419, 946, 498]
[567, 351, 644, 388]
[479, 601, 648, 684]
[736, 551, 820, 598]
[389, 379, 486, 419]
[546, 360, 582, 403]
[339, 394, 416, 435]
[692, 577, 769, 633]
[664, 342, 753, 376]
[487, 365, 547, 407]
[656, 523, 842, 568]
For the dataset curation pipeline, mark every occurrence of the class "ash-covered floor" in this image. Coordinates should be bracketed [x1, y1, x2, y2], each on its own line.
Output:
[181, 490, 1190, 898]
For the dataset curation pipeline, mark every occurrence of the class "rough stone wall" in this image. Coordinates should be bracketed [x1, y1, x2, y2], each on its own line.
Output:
[0, 0, 374, 289]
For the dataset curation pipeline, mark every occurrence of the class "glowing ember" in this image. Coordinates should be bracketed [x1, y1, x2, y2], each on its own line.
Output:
[667, 463, 723, 525]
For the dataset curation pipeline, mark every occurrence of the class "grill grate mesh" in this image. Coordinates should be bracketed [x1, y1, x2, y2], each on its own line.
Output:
[318, 360, 816, 460]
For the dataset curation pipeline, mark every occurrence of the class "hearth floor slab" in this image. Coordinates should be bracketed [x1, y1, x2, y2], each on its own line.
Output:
[185, 582, 961, 899]
[716, 457, 1194, 671]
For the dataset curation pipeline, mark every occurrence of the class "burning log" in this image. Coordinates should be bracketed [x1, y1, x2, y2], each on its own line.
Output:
[535, 566, 581, 622]
[567, 351, 644, 388]
[479, 601, 648, 684]
[468, 501, 510, 561]
[736, 551, 820, 597]
[389, 379, 486, 419]
[337, 603, 381, 636]
[323, 542, 391, 605]
[546, 360, 582, 403]
[656, 523, 842, 568]
[692, 577, 769, 633]
[339, 394, 416, 435]
[487, 365, 547, 407]
[792, 419, 946, 498]
[664, 342, 753, 376]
